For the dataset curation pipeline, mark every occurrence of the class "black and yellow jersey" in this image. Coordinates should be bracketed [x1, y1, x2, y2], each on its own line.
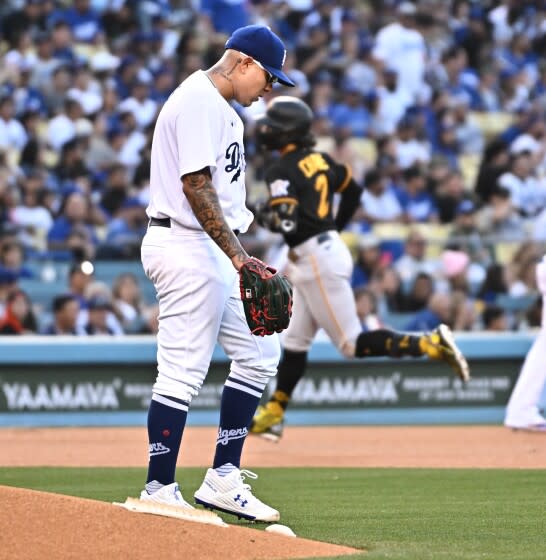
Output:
[264, 146, 355, 248]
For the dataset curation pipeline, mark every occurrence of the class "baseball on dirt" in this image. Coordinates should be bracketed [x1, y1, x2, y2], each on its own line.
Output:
[265, 524, 296, 537]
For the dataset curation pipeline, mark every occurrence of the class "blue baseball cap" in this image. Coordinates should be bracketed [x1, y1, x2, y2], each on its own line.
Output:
[225, 25, 295, 87]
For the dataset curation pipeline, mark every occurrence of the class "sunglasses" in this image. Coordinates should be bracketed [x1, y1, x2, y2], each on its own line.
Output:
[240, 52, 278, 85]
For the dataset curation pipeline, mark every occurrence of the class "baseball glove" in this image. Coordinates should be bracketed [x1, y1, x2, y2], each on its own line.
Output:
[239, 257, 293, 336]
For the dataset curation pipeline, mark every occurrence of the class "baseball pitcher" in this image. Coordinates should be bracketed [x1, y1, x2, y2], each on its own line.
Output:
[140, 26, 294, 522]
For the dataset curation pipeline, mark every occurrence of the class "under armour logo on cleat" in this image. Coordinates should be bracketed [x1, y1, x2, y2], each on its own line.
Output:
[234, 494, 248, 507]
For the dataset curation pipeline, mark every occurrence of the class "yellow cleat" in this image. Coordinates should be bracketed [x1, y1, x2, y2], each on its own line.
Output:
[250, 400, 285, 442]
[420, 324, 470, 382]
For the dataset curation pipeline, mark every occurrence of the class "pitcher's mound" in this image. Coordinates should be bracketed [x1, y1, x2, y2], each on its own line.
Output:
[0, 486, 359, 560]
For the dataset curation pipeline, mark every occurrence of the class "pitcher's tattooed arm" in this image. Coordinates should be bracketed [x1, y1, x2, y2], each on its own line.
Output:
[182, 168, 249, 269]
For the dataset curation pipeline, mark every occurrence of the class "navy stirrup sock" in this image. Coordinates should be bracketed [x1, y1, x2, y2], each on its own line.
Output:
[146, 393, 188, 488]
[213, 375, 263, 469]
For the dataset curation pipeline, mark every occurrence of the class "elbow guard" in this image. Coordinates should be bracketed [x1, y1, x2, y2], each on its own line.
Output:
[269, 197, 299, 234]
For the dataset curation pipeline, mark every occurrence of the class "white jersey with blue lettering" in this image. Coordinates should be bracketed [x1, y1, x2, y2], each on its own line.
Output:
[141, 68, 279, 404]
[147, 70, 253, 234]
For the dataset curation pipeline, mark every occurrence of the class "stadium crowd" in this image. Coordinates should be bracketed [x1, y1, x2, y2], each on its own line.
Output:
[1, 0, 546, 335]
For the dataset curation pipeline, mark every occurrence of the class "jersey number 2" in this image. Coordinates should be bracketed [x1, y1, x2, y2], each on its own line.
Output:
[314, 174, 329, 218]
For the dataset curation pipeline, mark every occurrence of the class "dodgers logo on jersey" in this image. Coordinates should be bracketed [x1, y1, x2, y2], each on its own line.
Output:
[225, 142, 244, 183]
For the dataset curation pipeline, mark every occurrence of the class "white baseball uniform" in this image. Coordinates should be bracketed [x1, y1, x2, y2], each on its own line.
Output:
[504, 256, 546, 429]
[141, 70, 280, 404]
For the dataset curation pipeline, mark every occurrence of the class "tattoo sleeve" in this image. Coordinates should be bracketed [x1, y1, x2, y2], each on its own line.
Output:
[182, 168, 247, 266]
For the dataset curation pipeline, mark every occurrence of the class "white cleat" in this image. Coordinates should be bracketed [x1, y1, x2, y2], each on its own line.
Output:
[140, 482, 194, 509]
[194, 468, 280, 522]
[436, 324, 470, 382]
[115, 481, 225, 526]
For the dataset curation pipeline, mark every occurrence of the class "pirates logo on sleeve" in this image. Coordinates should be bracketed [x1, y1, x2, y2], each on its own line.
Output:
[270, 179, 290, 197]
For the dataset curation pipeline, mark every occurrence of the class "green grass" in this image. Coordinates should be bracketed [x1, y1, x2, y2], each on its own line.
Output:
[1, 467, 545, 560]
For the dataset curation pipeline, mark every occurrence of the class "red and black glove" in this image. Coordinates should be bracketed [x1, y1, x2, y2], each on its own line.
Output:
[239, 257, 293, 336]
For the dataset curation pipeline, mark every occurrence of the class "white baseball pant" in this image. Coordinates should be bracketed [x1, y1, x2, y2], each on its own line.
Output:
[505, 257, 546, 427]
[141, 225, 280, 403]
[282, 230, 362, 358]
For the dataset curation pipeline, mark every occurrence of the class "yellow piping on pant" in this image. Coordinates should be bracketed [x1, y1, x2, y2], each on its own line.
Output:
[309, 254, 349, 351]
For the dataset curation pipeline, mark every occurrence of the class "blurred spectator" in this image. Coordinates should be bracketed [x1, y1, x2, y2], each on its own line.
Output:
[524, 294, 542, 328]
[68, 260, 94, 308]
[80, 294, 115, 335]
[117, 78, 158, 129]
[47, 98, 84, 151]
[448, 199, 490, 263]
[476, 186, 524, 240]
[341, 37, 376, 98]
[116, 110, 148, 170]
[0, 289, 37, 334]
[440, 248, 471, 294]
[100, 198, 147, 259]
[51, 20, 76, 64]
[48, 0, 102, 43]
[509, 257, 538, 297]
[296, 23, 331, 79]
[329, 128, 367, 185]
[0, 241, 33, 278]
[43, 64, 74, 115]
[373, 1, 427, 102]
[477, 263, 508, 304]
[435, 169, 466, 223]
[451, 94, 484, 154]
[54, 138, 91, 183]
[11, 172, 54, 251]
[393, 228, 437, 287]
[351, 234, 382, 289]
[359, 168, 403, 225]
[372, 267, 406, 314]
[402, 271, 435, 312]
[395, 116, 431, 169]
[1, 1, 46, 47]
[199, 0, 249, 35]
[139, 303, 159, 334]
[29, 31, 61, 91]
[0, 95, 28, 151]
[450, 288, 476, 330]
[66, 64, 103, 117]
[354, 286, 382, 331]
[80, 279, 124, 334]
[433, 122, 460, 170]
[376, 67, 413, 135]
[404, 292, 452, 331]
[497, 148, 546, 217]
[42, 293, 80, 335]
[112, 272, 147, 331]
[481, 303, 508, 331]
[47, 192, 98, 260]
[474, 138, 510, 203]
[0, 267, 19, 316]
[397, 165, 438, 223]
[99, 163, 130, 216]
[328, 82, 370, 138]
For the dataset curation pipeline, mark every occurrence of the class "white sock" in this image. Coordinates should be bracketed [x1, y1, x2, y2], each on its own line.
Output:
[214, 463, 237, 477]
[145, 480, 164, 494]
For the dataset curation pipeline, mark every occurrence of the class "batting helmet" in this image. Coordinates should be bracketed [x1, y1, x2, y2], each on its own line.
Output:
[255, 96, 314, 151]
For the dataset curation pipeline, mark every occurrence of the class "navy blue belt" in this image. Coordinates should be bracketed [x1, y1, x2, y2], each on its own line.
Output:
[149, 217, 239, 236]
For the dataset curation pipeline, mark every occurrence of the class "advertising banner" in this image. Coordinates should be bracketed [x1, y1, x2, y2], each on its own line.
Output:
[0, 359, 520, 413]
